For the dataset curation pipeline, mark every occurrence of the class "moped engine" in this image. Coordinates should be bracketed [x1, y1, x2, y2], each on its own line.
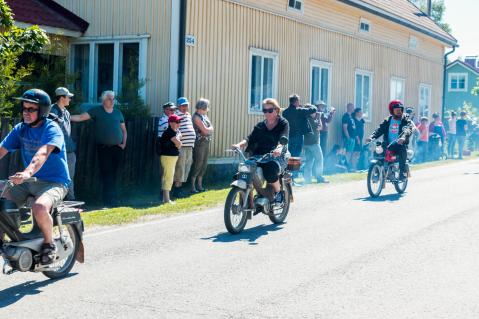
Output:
[254, 197, 270, 214]
[4, 246, 33, 272]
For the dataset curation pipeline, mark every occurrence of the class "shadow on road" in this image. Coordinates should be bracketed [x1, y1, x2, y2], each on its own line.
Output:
[201, 224, 284, 245]
[354, 193, 404, 202]
[0, 273, 78, 308]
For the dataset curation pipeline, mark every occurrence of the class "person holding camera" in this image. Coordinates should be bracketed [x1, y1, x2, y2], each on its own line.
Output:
[316, 101, 335, 155]
[303, 104, 328, 184]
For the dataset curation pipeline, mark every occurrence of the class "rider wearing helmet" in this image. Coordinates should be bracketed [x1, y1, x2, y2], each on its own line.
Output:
[366, 100, 414, 181]
[0, 89, 70, 265]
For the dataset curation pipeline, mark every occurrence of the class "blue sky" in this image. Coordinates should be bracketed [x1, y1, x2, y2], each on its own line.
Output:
[443, 0, 478, 59]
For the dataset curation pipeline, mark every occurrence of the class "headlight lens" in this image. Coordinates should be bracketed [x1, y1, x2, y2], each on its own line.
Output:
[375, 145, 384, 154]
[238, 163, 251, 173]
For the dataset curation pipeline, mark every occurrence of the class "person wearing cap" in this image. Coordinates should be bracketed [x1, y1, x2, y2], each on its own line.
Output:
[447, 111, 457, 158]
[172, 97, 196, 198]
[159, 114, 183, 204]
[0, 89, 70, 265]
[456, 111, 469, 160]
[303, 104, 328, 184]
[316, 101, 335, 154]
[51, 87, 77, 200]
[71, 90, 127, 207]
[415, 117, 429, 163]
[158, 102, 177, 138]
[190, 98, 214, 193]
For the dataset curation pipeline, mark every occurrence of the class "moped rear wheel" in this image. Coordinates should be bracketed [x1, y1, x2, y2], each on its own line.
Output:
[367, 163, 384, 198]
[224, 187, 248, 234]
[269, 184, 290, 224]
[43, 224, 80, 279]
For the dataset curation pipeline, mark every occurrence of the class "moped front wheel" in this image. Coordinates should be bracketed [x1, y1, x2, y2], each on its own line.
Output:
[224, 187, 248, 234]
[367, 163, 384, 198]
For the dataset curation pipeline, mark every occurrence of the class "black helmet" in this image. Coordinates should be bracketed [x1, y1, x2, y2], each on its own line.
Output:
[16, 89, 52, 119]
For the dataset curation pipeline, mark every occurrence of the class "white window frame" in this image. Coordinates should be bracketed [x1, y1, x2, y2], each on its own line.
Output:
[359, 18, 371, 34]
[409, 35, 418, 49]
[310, 60, 332, 106]
[390, 76, 406, 102]
[248, 48, 279, 115]
[287, 0, 304, 14]
[418, 83, 432, 118]
[448, 73, 468, 92]
[70, 35, 149, 104]
[354, 69, 373, 122]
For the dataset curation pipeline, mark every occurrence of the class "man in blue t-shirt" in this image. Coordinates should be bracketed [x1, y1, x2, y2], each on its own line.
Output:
[0, 89, 70, 265]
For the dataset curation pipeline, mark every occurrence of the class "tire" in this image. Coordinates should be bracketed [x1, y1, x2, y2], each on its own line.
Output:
[367, 163, 384, 198]
[269, 184, 290, 224]
[394, 178, 408, 194]
[43, 224, 80, 280]
[224, 187, 248, 234]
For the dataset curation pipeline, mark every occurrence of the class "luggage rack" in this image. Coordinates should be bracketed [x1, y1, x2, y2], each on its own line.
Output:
[58, 201, 85, 208]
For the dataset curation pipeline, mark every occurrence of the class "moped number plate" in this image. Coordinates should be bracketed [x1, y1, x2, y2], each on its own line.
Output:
[239, 173, 250, 181]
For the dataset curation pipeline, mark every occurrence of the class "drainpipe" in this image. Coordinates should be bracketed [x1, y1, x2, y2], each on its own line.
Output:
[177, 0, 187, 98]
[427, 0, 432, 16]
[442, 45, 457, 120]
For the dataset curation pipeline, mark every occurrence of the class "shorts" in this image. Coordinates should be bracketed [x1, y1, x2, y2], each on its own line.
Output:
[174, 146, 194, 183]
[343, 137, 355, 153]
[8, 180, 68, 209]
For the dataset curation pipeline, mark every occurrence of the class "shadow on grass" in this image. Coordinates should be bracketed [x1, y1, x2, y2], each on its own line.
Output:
[201, 223, 284, 246]
[354, 193, 404, 202]
[0, 272, 78, 308]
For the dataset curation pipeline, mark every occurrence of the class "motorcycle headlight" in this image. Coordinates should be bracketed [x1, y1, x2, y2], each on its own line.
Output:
[375, 145, 384, 154]
[238, 163, 251, 173]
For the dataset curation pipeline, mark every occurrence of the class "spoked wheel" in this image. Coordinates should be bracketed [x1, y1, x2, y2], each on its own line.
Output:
[367, 164, 384, 198]
[43, 224, 80, 279]
[224, 187, 248, 234]
[269, 185, 290, 224]
[394, 175, 408, 194]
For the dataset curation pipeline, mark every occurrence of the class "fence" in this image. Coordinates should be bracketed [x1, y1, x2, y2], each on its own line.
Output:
[0, 117, 161, 201]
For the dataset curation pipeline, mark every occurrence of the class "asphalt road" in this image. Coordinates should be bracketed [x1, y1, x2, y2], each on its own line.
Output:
[1, 159, 479, 319]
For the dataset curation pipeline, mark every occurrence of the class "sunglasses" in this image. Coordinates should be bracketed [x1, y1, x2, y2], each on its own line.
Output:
[22, 107, 39, 113]
[262, 108, 275, 114]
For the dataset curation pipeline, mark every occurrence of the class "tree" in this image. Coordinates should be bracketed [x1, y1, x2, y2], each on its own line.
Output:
[0, 0, 49, 116]
[410, 0, 452, 33]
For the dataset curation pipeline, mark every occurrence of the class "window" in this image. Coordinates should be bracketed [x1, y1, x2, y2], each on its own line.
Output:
[409, 35, 418, 49]
[390, 77, 405, 101]
[249, 48, 278, 114]
[419, 84, 431, 117]
[310, 60, 332, 106]
[448, 73, 468, 92]
[71, 36, 148, 104]
[288, 0, 303, 12]
[359, 18, 371, 33]
[355, 70, 373, 119]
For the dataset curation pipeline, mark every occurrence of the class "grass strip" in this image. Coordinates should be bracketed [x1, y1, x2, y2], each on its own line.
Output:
[83, 153, 478, 226]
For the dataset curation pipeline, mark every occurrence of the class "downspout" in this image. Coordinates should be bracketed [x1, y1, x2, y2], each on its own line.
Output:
[442, 45, 457, 120]
[177, 0, 187, 98]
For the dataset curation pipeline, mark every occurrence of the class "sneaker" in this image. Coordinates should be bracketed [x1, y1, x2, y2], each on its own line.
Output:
[272, 191, 284, 204]
[316, 176, 330, 183]
[40, 243, 57, 265]
[398, 173, 407, 182]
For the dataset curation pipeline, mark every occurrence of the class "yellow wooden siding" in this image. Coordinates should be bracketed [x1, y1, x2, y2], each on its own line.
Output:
[230, 0, 445, 62]
[55, 0, 172, 115]
[184, 0, 444, 158]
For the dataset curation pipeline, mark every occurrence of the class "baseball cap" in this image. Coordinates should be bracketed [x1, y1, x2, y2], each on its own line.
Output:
[163, 102, 176, 109]
[55, 87, 74, 97]
[177, 97, 189, 106]
[168, 114, 182, 123]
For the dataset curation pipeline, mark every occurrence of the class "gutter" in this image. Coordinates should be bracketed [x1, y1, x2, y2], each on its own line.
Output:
[337, 0, 457, 47]
[177, 0, 187, 98]
[442, 45, 457, 120]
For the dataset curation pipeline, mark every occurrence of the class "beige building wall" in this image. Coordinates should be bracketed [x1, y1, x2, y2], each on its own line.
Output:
[55, 0, 173, 115]
[184, 0, 446, 157]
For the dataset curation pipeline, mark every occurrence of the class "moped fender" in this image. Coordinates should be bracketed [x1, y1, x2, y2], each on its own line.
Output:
[230, 180, 248, 190]
[370, 159, 379, 165]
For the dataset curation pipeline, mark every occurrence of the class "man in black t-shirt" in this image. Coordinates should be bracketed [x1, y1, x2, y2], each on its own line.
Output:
[456, 111, 468, 159]
[341, 103, 356, 166]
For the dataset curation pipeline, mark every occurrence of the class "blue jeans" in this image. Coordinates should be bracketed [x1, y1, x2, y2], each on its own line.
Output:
[303, 144, 324, 184]
[457, 135, 466, 159]
[447, 133, 457, 158]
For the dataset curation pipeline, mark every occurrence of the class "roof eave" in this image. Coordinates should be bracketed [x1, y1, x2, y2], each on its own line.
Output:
[15, 21, 83, 38]
[338, 0, 458, 47]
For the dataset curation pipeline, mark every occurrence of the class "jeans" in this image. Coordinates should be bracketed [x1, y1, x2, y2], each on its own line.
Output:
[303, 144, 324, 183]
[447, 133, 457, 158]
[457, 135, 466, 159]
[416, 141, 428, 163]
[97, 145, 123, 206]
[319, 131, 328, 155]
